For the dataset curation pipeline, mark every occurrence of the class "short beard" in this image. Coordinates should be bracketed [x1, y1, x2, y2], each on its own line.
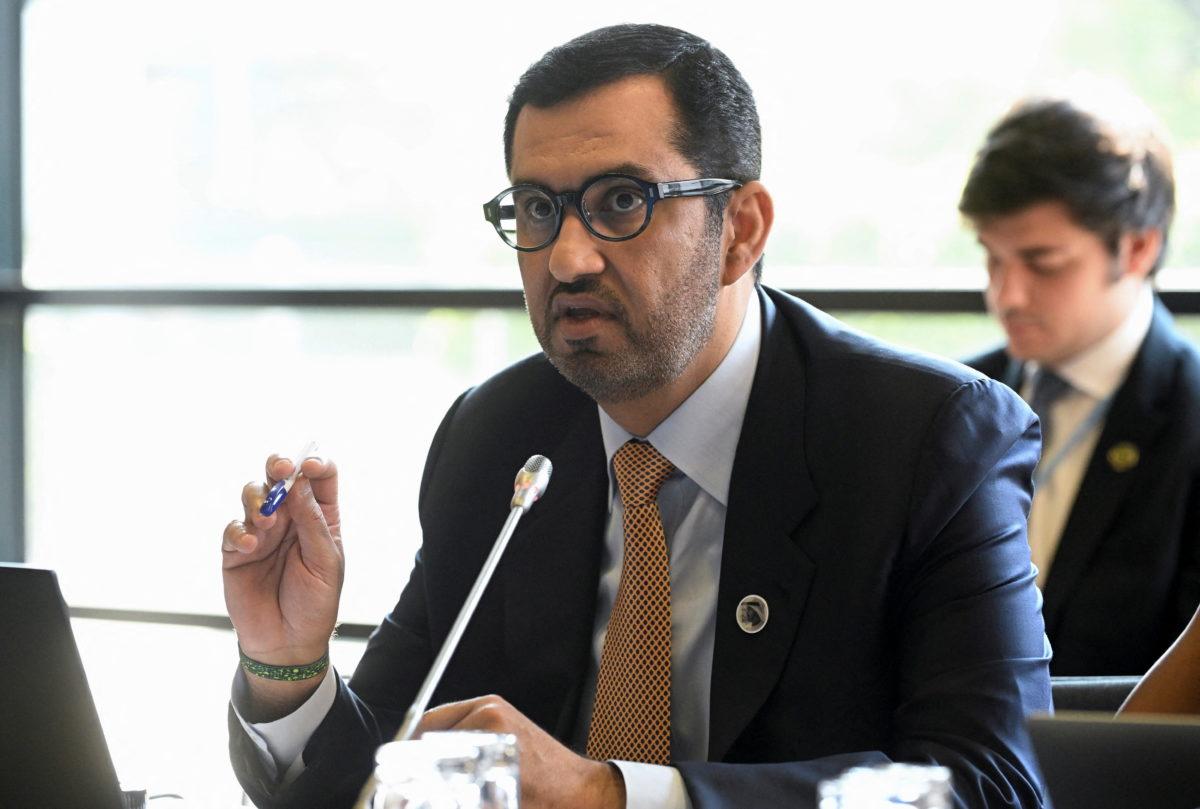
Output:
[532, 215, 723, 405]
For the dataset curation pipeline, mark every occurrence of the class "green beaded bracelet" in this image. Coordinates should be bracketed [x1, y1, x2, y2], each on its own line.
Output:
[239, 646, 330, 682]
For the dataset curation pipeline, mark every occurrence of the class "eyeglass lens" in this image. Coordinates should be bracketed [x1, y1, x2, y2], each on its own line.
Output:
[495, 176, 651, 249]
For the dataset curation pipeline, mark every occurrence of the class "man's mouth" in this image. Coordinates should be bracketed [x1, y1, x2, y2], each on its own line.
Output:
[1003, 316, 1040, 331]
[546, 292, 625, 345]
[550, 294, 619, 323]
[561, 305, 608, 321]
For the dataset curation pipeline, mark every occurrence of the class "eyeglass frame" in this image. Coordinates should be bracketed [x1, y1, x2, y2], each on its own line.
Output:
[482, 173, 743, 252]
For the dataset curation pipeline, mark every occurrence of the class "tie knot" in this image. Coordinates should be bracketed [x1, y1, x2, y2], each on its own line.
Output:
[1028, 369, 1073, 449]
[1029, 369, 1072, 417]
[613, 440, 675, 507]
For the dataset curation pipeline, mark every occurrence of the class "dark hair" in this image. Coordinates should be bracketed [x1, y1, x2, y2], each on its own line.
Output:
[504, 24, 764, 278]
[959, 97, 1175, 275]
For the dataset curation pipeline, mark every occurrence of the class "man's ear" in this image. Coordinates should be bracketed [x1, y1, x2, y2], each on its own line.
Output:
[721, 181, 773, 286]
[1120, 228, 1163, 281]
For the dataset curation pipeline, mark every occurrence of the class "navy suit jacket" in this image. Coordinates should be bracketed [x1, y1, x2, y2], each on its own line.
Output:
[967, 298, 1200, 676]
[232, 286, 1052, 808]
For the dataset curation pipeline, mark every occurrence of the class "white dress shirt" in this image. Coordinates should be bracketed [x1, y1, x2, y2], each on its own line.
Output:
[1023, 285, 1154, 584]
[233, 290, 762, 809]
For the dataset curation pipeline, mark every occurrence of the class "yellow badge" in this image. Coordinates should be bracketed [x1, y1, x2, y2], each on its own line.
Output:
[1107, 442, 1140, 473]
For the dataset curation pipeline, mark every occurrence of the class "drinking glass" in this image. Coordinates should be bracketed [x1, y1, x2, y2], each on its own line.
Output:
[370, 732, 519, 809]
[817, 762, 952, 809]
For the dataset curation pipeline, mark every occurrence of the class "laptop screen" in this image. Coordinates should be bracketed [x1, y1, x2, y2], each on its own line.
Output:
[1029, 711, 1200, 809]
[0, 563, 126, 809]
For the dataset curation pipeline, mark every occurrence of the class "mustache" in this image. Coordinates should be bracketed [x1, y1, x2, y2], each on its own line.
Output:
[547, 278, 627, 321]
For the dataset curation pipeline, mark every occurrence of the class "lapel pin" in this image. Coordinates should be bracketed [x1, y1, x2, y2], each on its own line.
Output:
[1106, 441, 1139, 473]
[736, 594, 769, 634]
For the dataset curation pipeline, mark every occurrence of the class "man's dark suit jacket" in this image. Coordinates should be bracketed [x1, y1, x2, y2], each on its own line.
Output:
[231, 286, 1052, 809]
[967, 297, 1200, 676]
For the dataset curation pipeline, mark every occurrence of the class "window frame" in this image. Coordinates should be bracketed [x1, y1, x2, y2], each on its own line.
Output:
[2, 0, 25, 563]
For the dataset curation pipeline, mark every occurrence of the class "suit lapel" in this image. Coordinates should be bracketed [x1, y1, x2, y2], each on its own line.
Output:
[1042, 302, 1175, 632]
[502, 401, 609, 740]
[708, 289, 819, 761]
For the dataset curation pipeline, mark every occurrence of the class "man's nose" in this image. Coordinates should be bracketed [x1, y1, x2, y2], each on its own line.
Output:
[547, 210, 606, 283]
[989, 261, 1030, 310]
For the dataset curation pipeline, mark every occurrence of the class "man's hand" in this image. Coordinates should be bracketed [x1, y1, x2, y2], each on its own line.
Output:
[417, 695, 626, 809]
[221, 453, 344, 719]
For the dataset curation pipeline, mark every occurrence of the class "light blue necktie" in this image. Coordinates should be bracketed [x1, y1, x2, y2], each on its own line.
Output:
[1028, 369, 1072, 449]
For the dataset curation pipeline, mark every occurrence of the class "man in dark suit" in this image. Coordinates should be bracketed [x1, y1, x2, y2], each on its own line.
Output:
[222, 25, 1051, 809]
[961, 96, 1200, 676]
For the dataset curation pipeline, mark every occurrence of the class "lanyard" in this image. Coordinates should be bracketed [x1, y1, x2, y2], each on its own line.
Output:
[1033, 396, 1113, 488]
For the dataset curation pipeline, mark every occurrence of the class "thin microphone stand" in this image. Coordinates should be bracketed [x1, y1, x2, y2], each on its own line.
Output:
[351, 456, 550, 808]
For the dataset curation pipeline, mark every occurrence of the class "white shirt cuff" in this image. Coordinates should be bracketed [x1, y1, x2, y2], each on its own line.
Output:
[611, 761, 693, 809]
[230, 666, 339, 786]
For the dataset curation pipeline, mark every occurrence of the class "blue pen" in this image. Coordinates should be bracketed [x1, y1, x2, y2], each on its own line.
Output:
[260, 441, 319, 516]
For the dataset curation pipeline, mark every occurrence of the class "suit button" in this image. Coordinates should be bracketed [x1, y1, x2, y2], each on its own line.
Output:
[736, 594, 769, 634]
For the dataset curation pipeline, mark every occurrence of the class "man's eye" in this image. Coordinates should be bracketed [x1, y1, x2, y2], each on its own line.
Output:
[523, 198, 555, 220]
[602, 188, 645, 214]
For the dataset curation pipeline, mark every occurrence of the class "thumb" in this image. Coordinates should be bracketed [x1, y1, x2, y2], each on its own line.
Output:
[286, 477, 343, 576]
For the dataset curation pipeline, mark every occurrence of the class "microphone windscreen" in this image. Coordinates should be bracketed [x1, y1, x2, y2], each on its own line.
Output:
[511, 455, 553, 511]
[524, 455, 551, 476]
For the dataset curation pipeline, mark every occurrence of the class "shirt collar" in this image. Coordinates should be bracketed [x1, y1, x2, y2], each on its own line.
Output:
[1028, 284, 1154, 401]
[599, 289, 762, 508]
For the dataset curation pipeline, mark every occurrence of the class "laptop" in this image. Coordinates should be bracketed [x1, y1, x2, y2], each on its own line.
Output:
[1029, 711, 1200, 809]
[0, 563, 130, 809]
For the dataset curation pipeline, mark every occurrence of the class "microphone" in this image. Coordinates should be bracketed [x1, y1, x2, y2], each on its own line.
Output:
[353, 455, 553, 808]
[511, 454, 553, 512]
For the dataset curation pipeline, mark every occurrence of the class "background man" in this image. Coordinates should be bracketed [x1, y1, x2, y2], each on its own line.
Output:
[961, 95, 1200, 676]
[224, 24, 1050, 809]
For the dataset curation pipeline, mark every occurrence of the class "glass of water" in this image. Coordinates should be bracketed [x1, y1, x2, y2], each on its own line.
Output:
[817, 762, 952, 809]
[371, 732, 519, 809]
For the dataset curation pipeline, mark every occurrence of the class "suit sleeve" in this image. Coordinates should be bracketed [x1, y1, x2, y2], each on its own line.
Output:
[677, 378, 1052, 809]
[229, 390, 471, 809]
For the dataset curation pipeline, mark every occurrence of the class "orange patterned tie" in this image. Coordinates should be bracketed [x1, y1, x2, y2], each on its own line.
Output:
[586, 439, 675, 765]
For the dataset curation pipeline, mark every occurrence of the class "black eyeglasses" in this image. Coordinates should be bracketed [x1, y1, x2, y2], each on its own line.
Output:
[482, 173, 742, 252]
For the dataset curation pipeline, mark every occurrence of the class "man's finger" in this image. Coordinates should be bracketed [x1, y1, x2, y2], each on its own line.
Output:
[298, 456, 339, 505]
[287, 476, 329, 529]
[416, 696, 507, 735]
[264, 453, 291, 485]
[241, 480, 277, 527]
[222, 520, 258, 556]
[285, 476, 344, 577]
[416, 697, 485, 734]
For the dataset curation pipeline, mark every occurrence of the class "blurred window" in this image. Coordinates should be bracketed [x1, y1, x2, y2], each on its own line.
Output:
[15, 0, 1200, 625]
[21, 0, 1200, 290]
